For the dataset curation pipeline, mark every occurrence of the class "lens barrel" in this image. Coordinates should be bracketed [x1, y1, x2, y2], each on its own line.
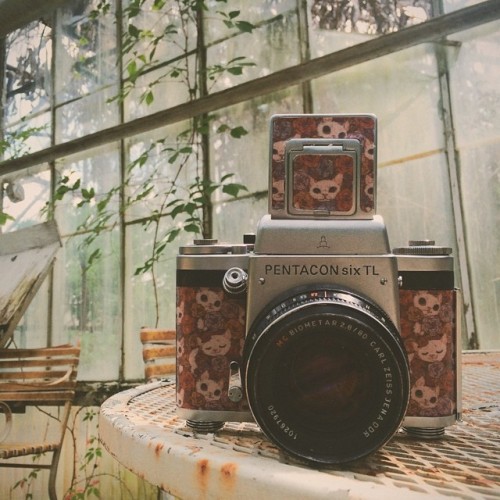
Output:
[245, 288, 409, 465]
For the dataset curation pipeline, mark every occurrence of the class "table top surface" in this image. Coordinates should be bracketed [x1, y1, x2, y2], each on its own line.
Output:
[99, 351, 500, 499]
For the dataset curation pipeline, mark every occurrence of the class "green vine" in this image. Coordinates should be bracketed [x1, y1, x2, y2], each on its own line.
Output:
[50, 0, 253, 328]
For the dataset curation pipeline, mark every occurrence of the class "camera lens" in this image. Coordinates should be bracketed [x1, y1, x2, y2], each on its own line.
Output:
[245, 288, 409, 465]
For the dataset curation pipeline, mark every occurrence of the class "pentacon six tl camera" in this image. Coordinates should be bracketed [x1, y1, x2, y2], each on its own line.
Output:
[176, 114, 461, 465]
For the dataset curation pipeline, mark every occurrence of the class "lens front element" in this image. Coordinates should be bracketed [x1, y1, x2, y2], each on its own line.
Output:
[288, 336, 372, 427]
[246, 289, 409, 465]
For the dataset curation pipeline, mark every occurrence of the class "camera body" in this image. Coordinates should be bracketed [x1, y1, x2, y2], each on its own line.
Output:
[176, 114, 460, 465]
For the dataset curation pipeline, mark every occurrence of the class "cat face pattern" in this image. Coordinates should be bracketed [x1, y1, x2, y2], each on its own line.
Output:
[176, 285, 248, 412]
[291, 155, 353, 213]
[271, 115, 375, 213]
[400, 289, 456, 417]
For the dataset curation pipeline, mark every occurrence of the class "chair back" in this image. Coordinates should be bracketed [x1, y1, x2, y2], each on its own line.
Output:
[140, 329, 175, 381]
[0, 345, 80, 405]
[0, 345, 80, 500]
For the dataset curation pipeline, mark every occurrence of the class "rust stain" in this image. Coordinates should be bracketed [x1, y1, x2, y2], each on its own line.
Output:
[196, 458, 210, 492]
[155, 442, 164, 457]
[220, 462, 238, 491]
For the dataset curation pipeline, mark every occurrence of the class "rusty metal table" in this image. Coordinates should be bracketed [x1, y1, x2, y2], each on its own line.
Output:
[99, 351, 500, 499]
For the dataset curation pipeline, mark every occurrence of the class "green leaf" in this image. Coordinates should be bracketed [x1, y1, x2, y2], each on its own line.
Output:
[127, 60, 138, 82]
[153, 0, 166, 10]
[155, 242, 167, 255]
[223, 183, 247, 197]
[97, 199, 109, 212]
[228, 10, 240, 19]
[236, 21, 255, 33]
[128, 24, 140, 38]
[220, 173, 234, 182]
[0, 211, 14, 225]
[183, 202, 197, 215]
[230, 126, 248, 138]
[227, 67, 243, 76]
[217, 124, 230, 134]
[184, 223, 200, 233]
[88, 249, 102, 266]
[170, 203, 188, 218]
[82, 187, 95, 200]
[134, 185, 154, 201]
[228, 56, 247, 63]
[167, 228, 181, 242]
[144, 90, 154, 105]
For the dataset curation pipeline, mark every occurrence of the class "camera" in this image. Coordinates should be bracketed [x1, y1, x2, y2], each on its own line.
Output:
[176, 114, 460, 465]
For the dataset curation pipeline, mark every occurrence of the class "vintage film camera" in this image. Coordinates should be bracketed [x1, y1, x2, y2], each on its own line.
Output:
[176, 114, 461, 465]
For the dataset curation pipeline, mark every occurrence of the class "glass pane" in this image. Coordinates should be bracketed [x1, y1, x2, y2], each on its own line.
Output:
[213, 196, 267, 243]
[124, 62, 192, 121]
[205, 0, 295, 43]
[120, 0, 196, 117]
[308, 0, 434, 55]
[4, 20, 52, 127]
[54, 144, 120, 236]
[11, 280, 50, 349]
[55, 0, 117, 104]
[124, 218, 183, 379]
[52, 231, 121, 380]
[312, 44, 444, 162]
[211, 88, 305, 207]
[52, 146, 122, 380]
[56, 86, 119, 141]
[1, 114, 51, 161]
[443, 0, 488, 13]
[378, 153, 457, 252]
[207, 11, 300, 92]
[0, 167, 51, 232]
[448, 21, 500, 349]
[122, 0, 195, 63]
[124, 123, 200, 223]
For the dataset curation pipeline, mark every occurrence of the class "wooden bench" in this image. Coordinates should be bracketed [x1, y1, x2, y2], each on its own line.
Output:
[0, 345, 80, 500]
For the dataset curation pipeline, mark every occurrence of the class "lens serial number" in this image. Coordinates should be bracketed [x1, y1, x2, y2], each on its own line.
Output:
[267, 405, 298, 440]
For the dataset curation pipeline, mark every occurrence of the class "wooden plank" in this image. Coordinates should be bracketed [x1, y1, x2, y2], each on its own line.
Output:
[0, 390, 75, 402]
[0, 358, 79, 369]
[0, 346, 79, 358]
[0, 383, 75, 401]
[0, 221, 61, 255]
[0, 370, 73, 382]
[140, 329, 176, 342]
[145, 364, 175, 379]
[143, 346, 176, 360]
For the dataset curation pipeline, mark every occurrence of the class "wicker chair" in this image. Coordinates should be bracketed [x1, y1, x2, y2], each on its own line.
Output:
[0, 345, 80, 500]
